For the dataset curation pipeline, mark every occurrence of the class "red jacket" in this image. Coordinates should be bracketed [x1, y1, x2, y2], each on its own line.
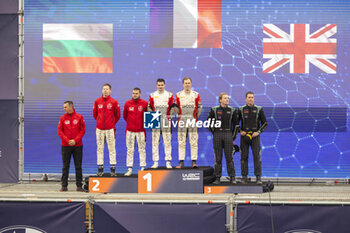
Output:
[58, 110, 86, 147]
[123, 98, 148, 132]
[93, 95, 121, 130]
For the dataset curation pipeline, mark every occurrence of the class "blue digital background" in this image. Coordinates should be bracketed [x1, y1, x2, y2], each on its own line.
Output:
[24, 0, 350, 178]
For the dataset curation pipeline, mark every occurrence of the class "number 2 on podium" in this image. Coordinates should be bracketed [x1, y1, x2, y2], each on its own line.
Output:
[143, 173, 152, 192]
[92, 179, 100, 191]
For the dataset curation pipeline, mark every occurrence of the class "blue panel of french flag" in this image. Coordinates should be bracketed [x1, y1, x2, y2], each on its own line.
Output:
[150, 0, 222, 48]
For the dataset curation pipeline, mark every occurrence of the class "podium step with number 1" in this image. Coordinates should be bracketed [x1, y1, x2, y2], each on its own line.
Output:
[138, 169, 204, 193]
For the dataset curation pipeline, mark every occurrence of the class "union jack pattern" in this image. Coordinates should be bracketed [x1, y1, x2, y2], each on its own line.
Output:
[263, 24, 337, 73]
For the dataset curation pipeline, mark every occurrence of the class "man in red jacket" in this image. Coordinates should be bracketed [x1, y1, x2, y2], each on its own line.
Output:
[58, 101, 86, 192]
[93, 83, 121, 176]
[123, 88, 148, 176]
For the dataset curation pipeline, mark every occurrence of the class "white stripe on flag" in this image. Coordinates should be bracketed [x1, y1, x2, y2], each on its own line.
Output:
[174, 0, 198, 48]
[43, 24, 113, 41]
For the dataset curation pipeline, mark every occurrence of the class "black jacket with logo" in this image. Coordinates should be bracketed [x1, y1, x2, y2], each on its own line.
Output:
[207, 105, 239, 140]
[238, 105, 267, 133]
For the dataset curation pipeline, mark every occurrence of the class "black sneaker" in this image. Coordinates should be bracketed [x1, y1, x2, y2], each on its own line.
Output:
[213, 178, 220, 185]
[76, 187, 84, 192]
[256, 176, 262, 185]
[242, 176, 248, 184]
[192, 160, 198, 168]
[60, 186, 68, 192]
[230, 176, 237, 184]
[97, 166, 103, 176]
[176, 161, 184, 169]
[110, 166, 116, 176]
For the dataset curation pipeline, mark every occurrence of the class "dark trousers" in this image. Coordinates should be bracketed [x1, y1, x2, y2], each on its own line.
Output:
[240, 135, 261, 176]
[213, 131, 235, 178]
[61, 145, 83, 188]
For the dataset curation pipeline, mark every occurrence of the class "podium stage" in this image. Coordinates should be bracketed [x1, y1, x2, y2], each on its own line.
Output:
[87, 167, 267, 194]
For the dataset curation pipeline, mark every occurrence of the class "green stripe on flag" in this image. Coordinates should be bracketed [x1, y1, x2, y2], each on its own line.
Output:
[43, 40, 113, 58]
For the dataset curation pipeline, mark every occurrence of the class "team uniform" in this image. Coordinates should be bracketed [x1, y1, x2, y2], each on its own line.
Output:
[58, 109, 86, 190]
[238, 105, 267, 182]
[208, 105, 239, 183]
[174, 90, 202, 167]
[93, 95, 121, 175]
[123, 98, 148, 174]
[148, 90, 174, 168]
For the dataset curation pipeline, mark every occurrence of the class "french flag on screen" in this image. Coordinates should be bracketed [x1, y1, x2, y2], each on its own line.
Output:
[150, 0, 222, 48]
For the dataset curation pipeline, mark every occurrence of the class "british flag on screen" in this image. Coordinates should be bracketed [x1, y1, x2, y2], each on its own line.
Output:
[263, 24, 337, 73]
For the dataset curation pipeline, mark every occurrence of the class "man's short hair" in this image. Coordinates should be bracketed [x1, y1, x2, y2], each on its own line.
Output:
[156, 78, 165, 84]
[245, 91, 254, 98]
[219, 92, 229, 100]
[182, 77, 192, 83]
[133, 87, 141, 93]
[103, 83, 112, 90]
[64, 101, 74, 107]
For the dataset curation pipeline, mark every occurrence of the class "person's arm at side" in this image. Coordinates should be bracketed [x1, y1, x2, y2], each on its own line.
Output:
[254, 107, 268, 137]
[148, 95, 155, 112]
[93, 100, 98, 120]
[115, 100, 121, 124]
[166, 94, 174, 119]
[207, 107, 215, 134]
[232, 109, 239, 141]
[238, 108, 246, 136]
[196, 94, 202, 118]
[73, 115, 86, 145]
[123, 102, 128, 122]
[58, 116, 70, 144]
[172, 94, 181, 117]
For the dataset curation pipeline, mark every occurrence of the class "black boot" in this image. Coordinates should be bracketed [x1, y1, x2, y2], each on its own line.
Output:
[256, 176, 262, 184]
[213, 177, 220, 185]
[242, 176, 248, 184]
[97, 165, 103, 176]
[230, 176, 237, 184]
[110, 166, 116, 176]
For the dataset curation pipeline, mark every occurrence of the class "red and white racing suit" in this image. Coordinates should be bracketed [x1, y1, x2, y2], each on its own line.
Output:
[123, 98, 148, 167]
[93, 95, 121, 166]
[175, 90, 202, 161]
[148, 90, 174, 162]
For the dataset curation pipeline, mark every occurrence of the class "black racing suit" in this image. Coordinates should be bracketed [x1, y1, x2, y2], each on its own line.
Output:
[208, 105, 239, 179]
[238, 105, 267, 177]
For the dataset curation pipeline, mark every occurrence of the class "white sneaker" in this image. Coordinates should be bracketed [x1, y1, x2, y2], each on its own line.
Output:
[124, 168, 132, 176]
[141, 166, 145, 171]
[166, 161, 172, 169]
[151, 162, 159, 169]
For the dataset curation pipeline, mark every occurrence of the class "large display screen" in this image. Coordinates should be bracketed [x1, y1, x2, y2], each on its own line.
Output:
[24, 0, 350, 178]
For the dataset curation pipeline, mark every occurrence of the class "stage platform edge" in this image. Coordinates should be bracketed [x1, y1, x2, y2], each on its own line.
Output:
[204, 182, 263, 194]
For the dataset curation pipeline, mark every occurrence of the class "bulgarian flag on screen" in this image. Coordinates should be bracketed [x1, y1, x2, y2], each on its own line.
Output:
[43, 24, 113, 73]
[150, 0, 221, 48]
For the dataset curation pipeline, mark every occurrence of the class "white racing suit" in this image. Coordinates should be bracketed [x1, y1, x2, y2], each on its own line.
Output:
[175, 90, 202, 161]
[148, 90, 174, 162]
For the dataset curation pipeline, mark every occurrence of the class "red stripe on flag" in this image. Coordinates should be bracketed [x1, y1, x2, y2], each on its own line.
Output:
[310, 24, 336, 39]
[198, 0, 221, 48]
[263, 42, 336, 54]
[317, 58, 336, 72]
[43, 57, 113, 73]
[293, 24, 306, 73]
[263, 26, 283, 39]
[264, 58, 289, 73]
